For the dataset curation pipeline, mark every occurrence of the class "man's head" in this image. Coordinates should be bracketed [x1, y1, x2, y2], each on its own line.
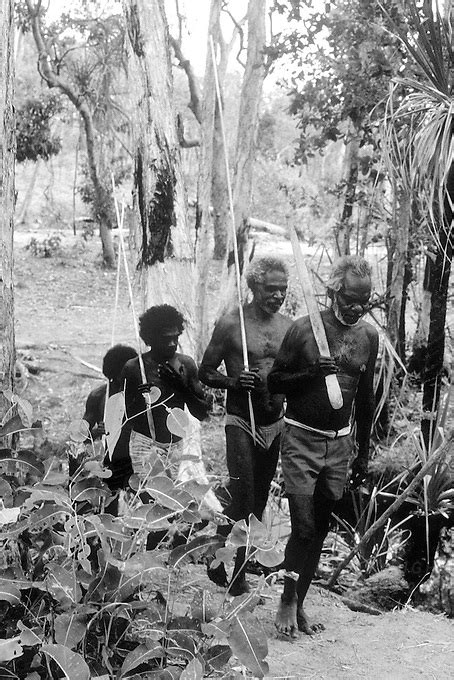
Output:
[245, 256, 288, 315]
[103, 344, 138, 381]
[327, 255, 372, 326]
[139, 304, 185, 360]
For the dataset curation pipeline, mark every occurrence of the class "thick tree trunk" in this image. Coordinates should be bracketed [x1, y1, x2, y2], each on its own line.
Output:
[0, 0, 15, 415]
[24, 0, 115, 267]
[219, 0, 267, 313]
[124, 0, 221, 512]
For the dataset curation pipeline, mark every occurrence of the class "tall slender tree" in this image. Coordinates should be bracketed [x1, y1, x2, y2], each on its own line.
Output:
[0, 0, 16, 416]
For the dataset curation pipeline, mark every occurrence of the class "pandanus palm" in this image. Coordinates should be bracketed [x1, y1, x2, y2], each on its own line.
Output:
[381, 0, 453, 447]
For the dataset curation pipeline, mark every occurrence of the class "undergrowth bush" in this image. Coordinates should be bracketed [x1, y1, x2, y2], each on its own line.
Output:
[0, 395, 283, 679]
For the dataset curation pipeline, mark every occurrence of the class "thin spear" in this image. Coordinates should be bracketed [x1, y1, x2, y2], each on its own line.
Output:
[209, 36, 256, 442]
[111, 187, 156, 439]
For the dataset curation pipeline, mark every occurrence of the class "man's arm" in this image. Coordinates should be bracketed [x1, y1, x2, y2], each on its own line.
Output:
[350, 327, 379, 487]
[199, 318, 238, 390]
[82, 386, 105, 437]
[268, 322, 338, 395]
[159, 357, 211, 421]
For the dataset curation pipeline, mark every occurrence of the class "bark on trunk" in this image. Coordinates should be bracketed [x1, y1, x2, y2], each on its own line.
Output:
[219, 0, 266, 313]
[24, 0, 115, 267]
[0, 0, 16, 415]
[386, 188, 411, 358]
[124, 0, 221, 512]
[334, 127, 359, 257]
[194, 0, 220, 358]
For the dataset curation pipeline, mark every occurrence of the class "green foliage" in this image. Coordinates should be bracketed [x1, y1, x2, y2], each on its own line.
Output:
[16, 96, 62, 164]
[0, 396, 282, 678]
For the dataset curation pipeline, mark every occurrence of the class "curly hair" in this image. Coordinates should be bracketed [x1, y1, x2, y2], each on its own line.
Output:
[245, 255, 288, 290]
[326, 255, 372, 295]
[102, 344, 138, 380]
[139, 304, 185, 346]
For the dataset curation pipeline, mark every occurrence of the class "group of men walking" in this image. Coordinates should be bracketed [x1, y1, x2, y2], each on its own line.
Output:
[83, 253, 378, 640]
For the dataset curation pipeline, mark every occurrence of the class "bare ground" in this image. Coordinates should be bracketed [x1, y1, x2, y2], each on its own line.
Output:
[13, 230, 454, 680]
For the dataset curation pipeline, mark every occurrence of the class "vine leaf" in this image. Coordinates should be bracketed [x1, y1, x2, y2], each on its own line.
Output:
[41, 644, 90, 680]
[169, 535, 223, 569]
[228, 613, 269, 678]
[104, 392, 125, 458]
[166, 407, 190, 438]
[180, 656, 204, 679]
[68, 419, 90, 443]
[0, 637, 23, 662]
[119, 642, 165, 677]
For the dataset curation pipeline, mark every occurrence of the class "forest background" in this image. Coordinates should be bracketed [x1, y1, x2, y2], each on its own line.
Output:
[0, 0, 453, 678]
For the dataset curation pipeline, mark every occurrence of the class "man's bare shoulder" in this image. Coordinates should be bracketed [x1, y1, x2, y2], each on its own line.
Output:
[359, 318, 379, 340]
[213, 310, 241, 334]
[289, 314, 312, 333]
[275, 312, 294, 329]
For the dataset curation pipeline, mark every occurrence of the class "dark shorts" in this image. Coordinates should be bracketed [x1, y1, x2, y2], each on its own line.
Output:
[280, 423, 352, 500]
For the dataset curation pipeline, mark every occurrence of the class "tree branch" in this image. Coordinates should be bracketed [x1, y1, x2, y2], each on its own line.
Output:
[169, 34, 202, 124]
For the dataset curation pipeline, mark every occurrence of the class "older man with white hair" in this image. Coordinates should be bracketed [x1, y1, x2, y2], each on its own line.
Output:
[200, 255, 291, 596]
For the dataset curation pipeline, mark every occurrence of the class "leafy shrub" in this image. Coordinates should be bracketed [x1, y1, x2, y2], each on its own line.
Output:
[0, 397, 283, 678]
[26, 235, 62, 258]
[16, 96, 62, 164]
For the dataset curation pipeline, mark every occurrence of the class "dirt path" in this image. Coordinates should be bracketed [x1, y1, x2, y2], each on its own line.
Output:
[13, 233, 454, 679]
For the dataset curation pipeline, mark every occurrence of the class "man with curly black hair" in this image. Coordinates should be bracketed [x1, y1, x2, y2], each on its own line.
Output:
[117, 304, 210, 481]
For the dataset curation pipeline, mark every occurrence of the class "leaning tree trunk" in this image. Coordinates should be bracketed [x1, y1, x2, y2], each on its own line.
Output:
[421, 166, 454, 447]
[0, 0, 16, 418]
[219, 0, 266, 313]
[25, 0, 115, 267]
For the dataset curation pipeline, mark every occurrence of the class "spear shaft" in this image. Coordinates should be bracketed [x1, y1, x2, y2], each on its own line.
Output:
[209, 37, 256, 442]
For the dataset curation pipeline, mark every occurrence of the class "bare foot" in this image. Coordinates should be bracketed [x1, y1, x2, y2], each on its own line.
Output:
[275, 596, 298, 639]
[297, 606, 325, 635]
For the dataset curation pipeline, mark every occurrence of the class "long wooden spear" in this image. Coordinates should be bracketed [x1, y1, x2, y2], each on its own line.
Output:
[209, 36, 256, 442]
[111, 185, 156, 440]
[288, 225, 343, 410]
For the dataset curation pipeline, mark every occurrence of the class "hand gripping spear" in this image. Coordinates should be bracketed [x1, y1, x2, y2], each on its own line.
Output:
[210, 37, 257, 442]
[289, 225, 343, 410]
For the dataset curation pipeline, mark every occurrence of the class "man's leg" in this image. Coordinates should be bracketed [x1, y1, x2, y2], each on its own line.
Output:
[275, 493, 316, 638]
[295, 484, 335, 634]
[252, 434, 280, 521]
[207, 425, 255, 593]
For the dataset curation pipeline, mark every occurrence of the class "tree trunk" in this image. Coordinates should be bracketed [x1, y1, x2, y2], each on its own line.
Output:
[194, 0, 219, 358]
[219, 0, 266, 313]
[386, 187, 411, 358]
[421, 166, 454, 447]
[334, 125, 359, 257]
[24, 0, 115, 267]
[0, 0, 16, 415]
[124, 0, 222, 511]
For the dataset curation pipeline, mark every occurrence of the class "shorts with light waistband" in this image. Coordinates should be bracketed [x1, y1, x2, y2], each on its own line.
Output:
[280, 422, 352, 500]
